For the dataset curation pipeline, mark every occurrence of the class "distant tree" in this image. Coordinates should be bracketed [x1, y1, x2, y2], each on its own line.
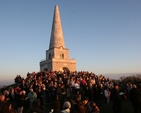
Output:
[120, 74, 141, 85]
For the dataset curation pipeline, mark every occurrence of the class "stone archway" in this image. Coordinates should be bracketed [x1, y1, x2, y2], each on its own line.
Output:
[63, 67, 70, 73]
[44, 68, 48, 72]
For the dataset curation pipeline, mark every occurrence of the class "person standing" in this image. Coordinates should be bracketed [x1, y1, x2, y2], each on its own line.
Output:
[97, 84, 104, 109]
[82, 96, 89, 113]
[0, 93, 6, 112]
[129, 84, 141, 113]
[17, 90, 24, 113]
[89, 101, 100, 113]
[110, 83, 122, 113]
[28, 89, 37, 108]
[104, 88, 110, 104]
[56, 83, 63, 108]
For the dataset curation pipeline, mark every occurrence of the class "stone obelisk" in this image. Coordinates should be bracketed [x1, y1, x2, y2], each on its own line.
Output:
[49, 5, 65, 49]
[40, 5, 76, 72]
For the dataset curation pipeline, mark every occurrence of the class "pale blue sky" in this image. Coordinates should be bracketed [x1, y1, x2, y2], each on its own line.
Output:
[0, 0, 141, 85]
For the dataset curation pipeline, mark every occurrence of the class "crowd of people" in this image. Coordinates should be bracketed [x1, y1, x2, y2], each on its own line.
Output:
[0, 71, 141, 113]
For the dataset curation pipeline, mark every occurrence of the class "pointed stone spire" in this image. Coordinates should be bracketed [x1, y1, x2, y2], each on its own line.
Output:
[49, 5, 65, 49]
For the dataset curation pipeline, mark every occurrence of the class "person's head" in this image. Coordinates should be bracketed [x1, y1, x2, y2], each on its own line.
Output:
[63, 101, 71, 109]
[19, 90, 23, 95]
[82, 96, 89, 105]
[29, 88, 33, 92]
[90, 101, 96, 109]
[0, 93, 5, 102]
[22, 90, 26, 95]
[11, 88, 15, 93]
[90, 101, 100, 112]
[3, 90, 9, 96]
[61, 84, 64, 88]
[105, 87, 109, 91]
[114, 83, 119, 89]
[22, 80, 25, 84]
[132, 84, 137, 88]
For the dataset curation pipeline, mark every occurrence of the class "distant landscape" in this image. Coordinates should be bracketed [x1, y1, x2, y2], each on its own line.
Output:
[0, 80, 14, 88]
[104, 72, 141, 80]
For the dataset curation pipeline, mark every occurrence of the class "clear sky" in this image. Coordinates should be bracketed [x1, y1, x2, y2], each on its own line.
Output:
[0, 0, 141, 85]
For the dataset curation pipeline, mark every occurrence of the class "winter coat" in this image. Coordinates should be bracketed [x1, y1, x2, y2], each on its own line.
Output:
[28, 92, 37, 103]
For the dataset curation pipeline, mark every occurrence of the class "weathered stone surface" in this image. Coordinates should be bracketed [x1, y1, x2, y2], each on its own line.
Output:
[49, 5, 65, 49]
[40, 5, 76, 72]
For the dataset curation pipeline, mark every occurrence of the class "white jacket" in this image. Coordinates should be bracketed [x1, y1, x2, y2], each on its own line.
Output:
[61, 108, 70, 113]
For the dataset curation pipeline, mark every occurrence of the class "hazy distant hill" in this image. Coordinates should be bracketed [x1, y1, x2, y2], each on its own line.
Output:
[0, 85, 3, 89]
[104, 73, 141, 80]
[0, 81, 15, 88]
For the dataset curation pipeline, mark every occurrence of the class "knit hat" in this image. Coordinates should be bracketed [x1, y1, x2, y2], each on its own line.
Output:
[63, 101, 71, 109]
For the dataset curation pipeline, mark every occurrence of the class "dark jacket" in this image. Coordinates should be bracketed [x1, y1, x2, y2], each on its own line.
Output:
[129, 88, 141, 106]
[53, 109, 62, 113]
[17, 94, 24, 107]
[27, 107, 44, 113]
[110, 88, 122, 112]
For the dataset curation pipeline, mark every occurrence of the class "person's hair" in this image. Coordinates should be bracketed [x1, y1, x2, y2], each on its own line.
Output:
[89, 101, 100, 112]
[114, 82, 118, 87]
[82, 96, 89, 101]
[63, 101, 71, 109]
[90, 101, 96, 108]
[133, 84, 137, 88]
